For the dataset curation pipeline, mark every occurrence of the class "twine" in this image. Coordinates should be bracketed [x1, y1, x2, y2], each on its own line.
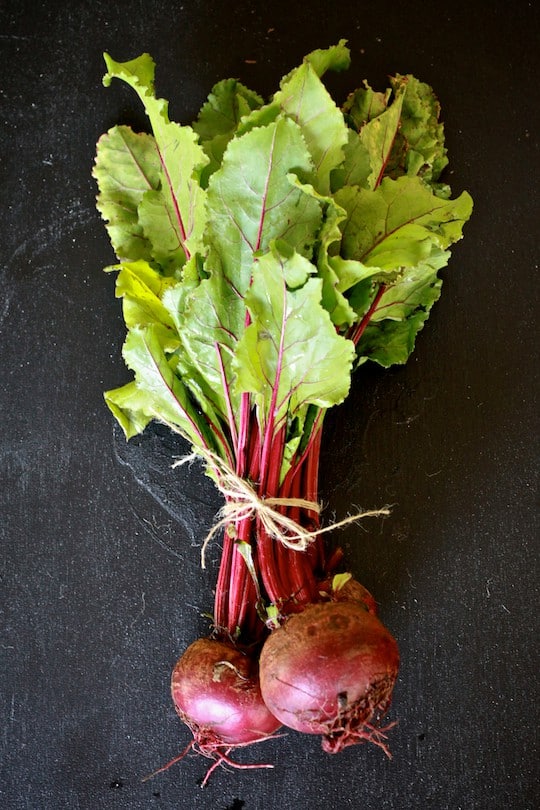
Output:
[173, 449, 390, 568]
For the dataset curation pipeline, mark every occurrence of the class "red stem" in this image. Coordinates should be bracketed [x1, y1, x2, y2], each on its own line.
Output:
[214, 278, 388, 636]
[350, 283, 387, 346]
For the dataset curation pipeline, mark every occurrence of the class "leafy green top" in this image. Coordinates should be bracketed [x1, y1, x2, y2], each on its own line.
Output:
[94, 42, 472, 481]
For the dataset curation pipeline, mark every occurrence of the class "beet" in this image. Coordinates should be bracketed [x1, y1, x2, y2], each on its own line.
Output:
[259, 601, 399, 754]
[321, 575, 379, 615]
[171, 637, 281, 748]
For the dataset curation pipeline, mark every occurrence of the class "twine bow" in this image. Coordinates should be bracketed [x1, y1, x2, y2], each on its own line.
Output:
[173, 449, 390, 568]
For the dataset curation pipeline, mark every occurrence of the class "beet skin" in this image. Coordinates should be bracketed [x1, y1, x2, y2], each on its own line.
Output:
[259, 601, 399, 753]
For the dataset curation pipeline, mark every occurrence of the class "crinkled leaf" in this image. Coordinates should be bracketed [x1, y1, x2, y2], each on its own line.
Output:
[176, 273, 246, 425]
[112, 260, 176, 326]
[103, 53, 209, 267]
[122, 324, 213, 450]
[193, 79, 263, 183]
[371, 253, 446, 323]
[274, 49, 349, 194]
[343, 83, 391, 130]
[387, 74, 448, 187]
[336, 176, 473, 270]
[291, 177, 357, 326]
[356, 250, 450, 366]
[137, 191, 187, 272]
[333, 84, 405, 191]
[93, 125, 160, 261]
[205, 116, 322, 294]
[103, 381, 154, 439]
[194, 79, 264, 141]
[331, 129, 372, 190]
[235, 248, 355, 429]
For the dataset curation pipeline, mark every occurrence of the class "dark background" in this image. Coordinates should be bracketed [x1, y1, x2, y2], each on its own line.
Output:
[1, 1, 538, 808]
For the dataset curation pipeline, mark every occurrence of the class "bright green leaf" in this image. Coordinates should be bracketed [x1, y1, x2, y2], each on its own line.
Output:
[336, 176, 473, 270]
[103, 381, 153, 439]
[205, 115, 322, 294]
[275, 59, 349, 194]
[235, 248, 355, 428]
[103, 53, 209, 267]
[122, 324, 212, 449]
[93, 125, 160, 261]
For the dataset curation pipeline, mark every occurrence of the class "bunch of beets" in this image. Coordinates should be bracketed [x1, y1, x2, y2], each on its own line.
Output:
[93, 41, 472, 782]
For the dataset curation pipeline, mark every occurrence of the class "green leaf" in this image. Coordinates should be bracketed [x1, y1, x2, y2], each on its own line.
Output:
[113, 260, 176, 325]
[193, 78, 264, 183]
[282, 39, 351, 82]
[356, 250, 450, 367]
[93, 125, 160, 261]
[343, 83, 390, 130]
[334, 84, 405, 192]
[359, 85, 405, 189]
[287, 176, 357, 327]
[102, 53, 209, 268]
[335, 176, 473, 270]
[370, 257, 445, 324]
[274, 54, 349, 194]
[235, 247, 355, 428]
[204, 115, 322, 294]
[103, 381, 154, 439]
[331, 129, 372, 190]
[194, 79, 264, 141]
[387, 74, 448, 186]
[176, 272, 246, 424]
[122, 324, 212, 449]
[332, 572, 353, 591]
[357, 310, 432, 367]
[137, 191, 188, 273]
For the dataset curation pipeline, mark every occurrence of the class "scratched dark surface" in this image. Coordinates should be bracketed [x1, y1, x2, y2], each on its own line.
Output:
[1, 1, 538, 808]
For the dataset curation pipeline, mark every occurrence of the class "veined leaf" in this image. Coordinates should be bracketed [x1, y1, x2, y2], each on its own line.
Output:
[176, 273, 246, 426]
[194, 79, 264, 141]
[205, 115, 322, 294]
[357, 310, 433, 367]
[235, 248, 355, 430]
[103, 381, 154, 439]
[193, 78, 264, 183]
[388, 74, 448, 185]
[291, 177, 357, 327]
[360, 85, 405, 189]
[137, 191, 187, 272]
[113, 260, 177, 326]
[356, 249, 450, 367]
[334, 84, 405, 191]
[103, 53, 209, 268]
[343, 83, 391, 130]
[275, 53, 349, 194]
[93, 125, 160, 261]
[335, 176, 473, 270]
[331, 129, 372, 191]
[122, 325, 213, 450]
[371, 251, 448, 323]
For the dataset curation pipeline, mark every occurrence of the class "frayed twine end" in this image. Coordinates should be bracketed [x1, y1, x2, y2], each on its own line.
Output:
[173, 450, 390, 568]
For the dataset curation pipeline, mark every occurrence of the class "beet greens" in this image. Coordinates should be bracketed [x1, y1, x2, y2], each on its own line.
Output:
[94, 41, 472, 779]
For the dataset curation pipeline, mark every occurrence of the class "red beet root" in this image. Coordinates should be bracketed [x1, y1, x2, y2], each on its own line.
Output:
[321, 575, 379, 615]
[259, 601, 399, 754]
[171, 638, 281, 748]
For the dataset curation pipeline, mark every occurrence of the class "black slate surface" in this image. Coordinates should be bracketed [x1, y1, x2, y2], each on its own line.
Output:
[1, 1, 538, 808]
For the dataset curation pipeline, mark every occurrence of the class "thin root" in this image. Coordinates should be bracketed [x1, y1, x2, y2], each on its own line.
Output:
[142, 730, 283, 787]
[322, 718, 398, 757]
